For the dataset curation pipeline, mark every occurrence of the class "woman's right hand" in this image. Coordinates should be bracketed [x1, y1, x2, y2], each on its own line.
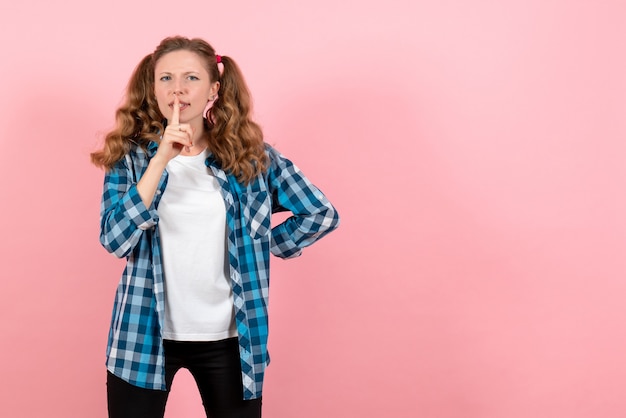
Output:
[153, 95, 194, 165]
[136, 95, 193, 207]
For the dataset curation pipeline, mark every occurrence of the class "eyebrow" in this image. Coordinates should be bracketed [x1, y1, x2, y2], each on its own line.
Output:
[157, 71, 202, 75]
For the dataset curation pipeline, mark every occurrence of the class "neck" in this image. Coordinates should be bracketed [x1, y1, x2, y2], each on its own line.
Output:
[194, 122, 208, 140]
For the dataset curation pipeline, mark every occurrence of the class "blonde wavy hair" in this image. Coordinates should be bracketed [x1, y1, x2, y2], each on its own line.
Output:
[91, 36, 268, 184]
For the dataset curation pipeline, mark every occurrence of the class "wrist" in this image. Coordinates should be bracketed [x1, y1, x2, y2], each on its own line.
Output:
[149, 154, 169, 170]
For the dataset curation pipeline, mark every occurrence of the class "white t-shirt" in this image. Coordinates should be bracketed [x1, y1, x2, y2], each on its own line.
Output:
[157, 149, 236, 341]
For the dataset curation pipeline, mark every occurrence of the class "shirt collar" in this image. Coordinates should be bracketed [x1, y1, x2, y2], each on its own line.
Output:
[147, 140, 159, 158]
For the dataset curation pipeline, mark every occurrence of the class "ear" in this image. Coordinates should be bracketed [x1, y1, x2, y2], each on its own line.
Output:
[210, 81, 220, 97]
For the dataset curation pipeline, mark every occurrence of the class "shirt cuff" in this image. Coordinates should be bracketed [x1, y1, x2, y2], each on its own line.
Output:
[122, 184, 159, 230]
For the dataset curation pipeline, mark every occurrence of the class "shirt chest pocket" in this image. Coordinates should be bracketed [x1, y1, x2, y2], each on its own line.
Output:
[239, 190, 271, 239]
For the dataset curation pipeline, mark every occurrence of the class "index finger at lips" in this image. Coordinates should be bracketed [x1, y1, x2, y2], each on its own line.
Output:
[171, 95, 180, 126]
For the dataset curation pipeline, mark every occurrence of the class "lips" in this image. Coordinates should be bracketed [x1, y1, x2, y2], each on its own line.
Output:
[169, 102, 190, 110]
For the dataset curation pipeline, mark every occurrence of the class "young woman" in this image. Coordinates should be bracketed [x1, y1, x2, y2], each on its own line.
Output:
[91, 36, 339, 418]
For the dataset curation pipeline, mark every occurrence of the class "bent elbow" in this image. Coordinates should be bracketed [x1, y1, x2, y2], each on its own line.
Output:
[100, 234, 132, 259]
[322, 205, 340, 233]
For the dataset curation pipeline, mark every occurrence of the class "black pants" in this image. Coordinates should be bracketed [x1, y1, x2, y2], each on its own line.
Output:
[107, 338, 262, 418]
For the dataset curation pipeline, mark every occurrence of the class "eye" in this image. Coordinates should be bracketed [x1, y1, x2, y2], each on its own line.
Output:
[187, 75, 200, 81]
[159, 75, 171, 81]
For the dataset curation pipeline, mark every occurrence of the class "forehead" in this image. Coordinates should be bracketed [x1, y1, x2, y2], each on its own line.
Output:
[154, 50, 210, 73]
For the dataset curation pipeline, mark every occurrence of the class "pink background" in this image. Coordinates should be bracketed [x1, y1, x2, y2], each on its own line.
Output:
[1, 1, 625, 417]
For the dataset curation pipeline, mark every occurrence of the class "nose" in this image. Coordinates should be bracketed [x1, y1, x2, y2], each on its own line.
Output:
[172, 80, 184, 95]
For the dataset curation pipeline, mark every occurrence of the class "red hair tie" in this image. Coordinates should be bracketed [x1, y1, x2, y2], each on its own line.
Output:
[216, 55, 222, 63]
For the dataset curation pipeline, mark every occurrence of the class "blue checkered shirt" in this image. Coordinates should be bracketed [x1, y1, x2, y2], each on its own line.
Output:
[99, 141, 339, 399]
